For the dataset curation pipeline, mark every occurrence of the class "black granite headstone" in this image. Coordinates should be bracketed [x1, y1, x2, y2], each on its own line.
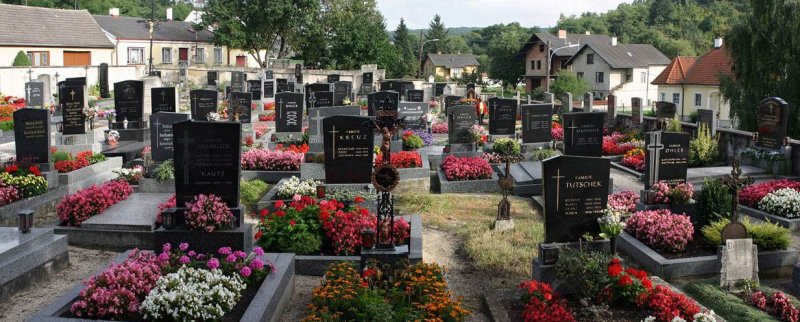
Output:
[265, 70, 274, 80]
[189, 90, 218, 121]
[363, 72, 373, 85]
[60, 85, 85, 135]
[488, 97, 517, 135]
[173, 120, 242, 207]
[228, 92, 252, 123]
[276, 79, 289, 93]
[307, 106, 362, 152]
[25, 82, 44, 109]
[756, 97, 789, 150]
[263, 81, 275, 99]
[407, 90, 424, 102]
[447, 105, 476, 144]
[381, 81, 399, 92]
[398, 102, 429, 130]
[323, 115, 374, 184]
[434, 83, 446, 97]
[368, 91, 400, 118]
[305, 83, 331, 108]
[151, 87, 176, 113]
[207, 71, 218, 86]
[644, 131, 690, 187]
[275, 92, 304, 133]
[656, 101, 677, 120]
[562, 112, 605, 157]
[13, 109, 50, 165]
[312, 91, 333, 108]
[333, 81, 352, 106]
[65, 77, 86, 86]
[231, 72, 245, 93]
[543, 155, 610, 243]
[400, 81, 415, 98]
[697, 108, 715, 133]
[247, 80, 262, 100]
[150, 112, 189, 162]
[521, 104, 552, 143]
[113, 80, 145, 127]
[98, 63, 109, 98]
[327, 74, 340, 83]
[444, 95, 461, 113]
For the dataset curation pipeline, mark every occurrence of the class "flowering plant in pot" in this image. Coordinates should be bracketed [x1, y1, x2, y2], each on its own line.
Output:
[183, 194, 234, 232]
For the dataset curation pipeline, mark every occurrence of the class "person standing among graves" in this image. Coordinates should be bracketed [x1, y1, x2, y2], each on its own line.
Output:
[476, 97, 487, 125]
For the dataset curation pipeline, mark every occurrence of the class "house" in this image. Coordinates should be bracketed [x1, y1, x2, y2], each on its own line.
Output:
[566, 38, 671, 107]
[0, 4, 114, 67]
[652, 38, 732, 122]
[422, 54, 480, 80]
[516, 30, 612, 92]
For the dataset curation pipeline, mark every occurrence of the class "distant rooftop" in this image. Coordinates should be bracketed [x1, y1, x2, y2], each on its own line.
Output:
[426, 54, 480, 69]
[94, 15, 214, 43]
[0, 4, 113, 48]
[567, 42, 671, 68]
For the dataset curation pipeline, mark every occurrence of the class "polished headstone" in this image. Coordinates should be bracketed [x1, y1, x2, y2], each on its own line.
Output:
[60, 84, 85, 135]
[368, 91, 400, 118]
[114, 80, 145, 127]
[398, 102, 428, 130]
[756, 97, 789, 150]
[25, 82, 44, 109]
[275, 92, 304, 133]
[151, 87, 177, 113]
[488, 97, 517, 135]
[521, 104, 552, 143]
[407, 89, 424, 102]
[189, 89, 218, 121]
[447, 105, 477, 144]
[14, 108, 50, 165]
[644, 131, 690, 187]
[150, 112, 189, 161]
[228, 92, 252, 123]
[323, 115, 374, 184]
[562, 112, 604, 157]
[543, 155, 610, 243]
[307, 106, 361, 152]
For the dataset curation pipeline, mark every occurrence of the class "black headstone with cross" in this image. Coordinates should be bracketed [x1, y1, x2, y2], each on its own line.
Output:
[644, 131, 690, 188]
[263, 81, 275, 99]
[312, 91, 333, 108]
[25, 81, 44, 109]
[151, 87, 177, 113]
[521, 104, 552, 143]
[150, 112, 189, 162]
[756, 97, 789, 150]
[14, 108, 51, 166]
[275, 92, 304, 133]
[368, 91, 400, 118]
[173, 120, 242, 207]
[562, 112, 605, 157]
[305, 83, 331, 108]
[189, 89, 218, 121]
[61, 84, 85, 135]
[113, 80, 145, 128]
[228, 92, 252, 123]
[407, 90, 424, 102]
[447, 105, 477, 144]
[333, 81, 352, 105]
[543, 155, 610, 243]
[247, 80, 262, 101]
[323, 115, 374, 184]
[488, 97, 517, 135]
[308, 106, 362, 153]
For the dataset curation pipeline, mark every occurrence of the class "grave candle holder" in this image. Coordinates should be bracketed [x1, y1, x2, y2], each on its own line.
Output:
[162, 208, 178, 230]
[18, 209, 33, 234]
[316, 185, 326, 199]
[361, 229, 375, 250]
[752, 132, 758, 142]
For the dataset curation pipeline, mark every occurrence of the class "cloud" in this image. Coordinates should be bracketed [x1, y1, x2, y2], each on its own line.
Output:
[377, 0, 631, 29]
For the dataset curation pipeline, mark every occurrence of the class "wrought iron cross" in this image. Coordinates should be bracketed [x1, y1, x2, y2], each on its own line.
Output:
[721, 159, 753, 222]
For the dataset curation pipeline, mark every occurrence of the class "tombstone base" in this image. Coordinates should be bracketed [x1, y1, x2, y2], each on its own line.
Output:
[493, 219, 515, 231]
[53, 143, 102, 154]
[271, 132, 304, 142]
[154, 223, 253, 255]
[444, 143, 476, 154]
[320, 183, 374, 195]
[360, 245, 410, 271]
[56, 131, 97, 145]
[521, 142, 555, 153]
[105, 127, 150, 142]
[533, 240, 613, 295]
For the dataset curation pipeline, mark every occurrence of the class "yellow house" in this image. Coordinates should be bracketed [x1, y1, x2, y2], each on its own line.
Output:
[0, 4, 114, 67]
[422, 54, 479, 80]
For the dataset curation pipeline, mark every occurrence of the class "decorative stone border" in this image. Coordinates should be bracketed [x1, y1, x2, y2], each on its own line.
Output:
[154, 223, 254, 255]
[741, 205, 800, 231]
[57, 157, 123, 194]
[293, 215, 423, 276]
[436, 168, 499, 194]
[618, 231, 799, 280]
[30, 251, 295, 322]
[241, 170, 301, 183]
[610, 161, 644, 179]
[397, 166, 429, 180]
[0, 186, 66, 223]
[0, 228, 69, 301]
[603, 155, 624, 162]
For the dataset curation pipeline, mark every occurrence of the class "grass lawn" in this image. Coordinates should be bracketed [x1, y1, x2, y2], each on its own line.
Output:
[683, 279, 797, 322]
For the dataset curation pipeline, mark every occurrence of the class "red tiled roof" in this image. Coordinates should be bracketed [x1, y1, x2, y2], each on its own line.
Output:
[683, 46, 733, 85]
[652, 56, 697, 85]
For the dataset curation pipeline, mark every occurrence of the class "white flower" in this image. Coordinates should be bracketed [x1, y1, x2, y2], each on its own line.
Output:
[140, 266, 245, 321]
[207, 112, 221, 122]
[758, 188, 800, 219]
[641, 316, 656, 322]
[671, 317, 687, 322]
[277, 176, 321, 199]
[693, 310, 717, 322]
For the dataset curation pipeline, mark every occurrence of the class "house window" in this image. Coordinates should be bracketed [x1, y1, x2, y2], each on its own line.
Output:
[195, 47, 205, 64]
[595, 72, 604, 83]
[451, 68, 463, 78]
[694, 93, 702, 107]
[672, 93, 680, 105]
[537, 60, 542, 70]
[162, 48, 172, 64]
[587, 54, 594, 64]
[531, 60, 536, 70]
[214, 48, 223, 64]
[127, 47, 144, 65]
[26, 51, 49, 66]
[539, 44, 545, 52]
[577, 72, 584, 78]
[661, 93, 666, 101]
[640, 72, 647, 83]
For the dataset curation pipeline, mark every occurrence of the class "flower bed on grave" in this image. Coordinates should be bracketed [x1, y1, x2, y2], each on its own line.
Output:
[603, 131, 642, 161]
[52, 150, 107, 174]
[57, 179, 133, 226]
[35, 244, 294, 322]
[303, 261, 468, 321]
[738, 179, 800, 230]
[240, 147, 303, 183]
[638, 181, 698, 217]
[256, 176, 376, 213]
[685, 280, 800, 322]
[0, 164, 48, 207]
[740, 147, 790, 174]
[438, 154, 499, 193]
[431, 122, 448, 134]
[0, 96, 25, 133]
[374, 150, 428, 180]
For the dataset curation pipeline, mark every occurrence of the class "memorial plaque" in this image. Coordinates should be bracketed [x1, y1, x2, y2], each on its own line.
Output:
[368, 91, 399, 117]
[276, 79, 289, 93]
[543, 155, 610, 243]
[61, 85, 85, 135]
[521, 104, 552, 143]
[333, 81, 352, 106]
[228, 92, 252, 123]
[231, 72, 245, 93]
[381, 81, 399, 92]
[248, 80, 262, 100]
[327, 74, 340, 83]
[150, 112, 189, 161]
[173, 120, 242, 207]
[363, 72, 373, 85]
[583, 92, 593, 112]
[447, 105, 476, 144]
[207, 71, 218, 86]
[305, 83, 331, 108]
[275, 92, 304, 133]
[434, 83, 446, 97]
[656, 101, 677, 120]
[114, 80, 145, 126]
[312, 91, 333, 108]
[14, 109, 50, 165]
[562, 112, 605, 157]
[263, 81, 275, 99]
[25, 82, 44, 109]
[307, 106, 361, 152]
[323, 115, 374, 184]
[407, 89, 424, 102]
[632, 97, 643, 124]
[189, 90, 218, 121]
[488, 97, 517, 135]
[756, 97, 789, 150]
[644, 131, 690, 187]
[398, 102, 428, 130]
[151, 87, 177, 113]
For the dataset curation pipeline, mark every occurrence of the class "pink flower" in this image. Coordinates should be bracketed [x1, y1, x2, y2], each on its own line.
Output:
[158, 252, 169, 262]
[179, 243, 189, 251]
[162, 243, 172, 253]
[187, 251, 196, 258]
[240, 266, 252, 277]
[234, 251, 247, 259]
[292, 194, 302, 202]
[226, 254, 237, 262]
[207, 258, 220, 269]
[250, 258, 264, 270]
[179, 256, 190, 264]
[218, 247, 232, 255]
[253, 246, 264, 256]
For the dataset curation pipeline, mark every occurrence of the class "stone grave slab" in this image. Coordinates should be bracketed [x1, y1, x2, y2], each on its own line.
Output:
[81, 193, 172, 231]
[0, 228, 68, 301]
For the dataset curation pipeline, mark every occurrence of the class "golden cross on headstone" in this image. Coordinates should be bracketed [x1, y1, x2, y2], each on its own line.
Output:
[551, 168, 565, 211]
[328, 125, 338, 159]
[70, 90, 76, 101]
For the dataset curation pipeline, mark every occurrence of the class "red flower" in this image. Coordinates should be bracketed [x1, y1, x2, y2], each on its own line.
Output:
[254, 230, 263, 240]
[260, 209, 269, 218]
[289, 219, 296, 227]
[608, 264, 623, 277]
[617, 275, 633, 287]
[274, 200, 284, 209]
[28, 166, 41, 176]
[354, 196, 365, 203]
[275, 210, 285, 217]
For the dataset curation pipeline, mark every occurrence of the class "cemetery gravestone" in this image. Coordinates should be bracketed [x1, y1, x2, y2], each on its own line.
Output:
[434, 83, 447, 97]
[719, 238, 759, 290]
[380, 81, 399, 92]
[756, 97, 789, 150]
[363, 72, 373, 85]
[25, 81, 44, 109]
[543, 155, 610, 243]
[265, 70, 274, 80]
[275, 92, 304, 133]
[488, 98, 517, 135]
[98, 63, 109, 98]
[231, 72, 245, 93]
[229, 92, 252, 123]
[207, 71, 218, 86]
[562, 112, 605, 157]
[305, 83, 331, 108]
[606, 94, 616, 126]
[407, 89, 424, 102]
[368, 91, 400, 118]
[313, 91, 334, 108]
[323, 115, 374, 184]
[263, 81, 275, 99]
[248, 80, 262, 101]
[448, 105, 477, 144]
[150, 112, 189, 161]
[36, 75, 52, 106]
[521, 104, 552, 143]
[61, 85, 85, 135]
[561, 93, 573, 113]
[327, 74, 340, 83]
[276, 79, 289, 93]
[65, 77, 86, 87]
[697, 108, 715, 133]
[583, 92, 593, 112]
[189, 90, 218, 121]
[113, 80, 145, 128]
[544, 92, 555, 104]
[632, 97, 643, 124]
[308, 106, 362, 152]
[656, 101, 677, 120]
[398, 102, 428, 130]
[151, 87, 177, 113]
[14, 109, 50, 165]
[444, 95, 461, 113]
[333, 81, 352, 106]
[644, 131, 690, 187]
[400, 82, 415, 98]
[173, 120, 242, 207]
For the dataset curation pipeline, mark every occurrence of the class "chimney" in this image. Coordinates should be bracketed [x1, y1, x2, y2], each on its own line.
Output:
[714, 37, 723, 49]
[166, 8, 173, 21]
[585, 30, 591, 35]
[611, 37, 617, 46]
[109, 8, 120, 17]
[557, 29, 567, 39]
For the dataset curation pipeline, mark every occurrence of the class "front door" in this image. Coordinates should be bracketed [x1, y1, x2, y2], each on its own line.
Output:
[235, 55, 246, 67]
[179, 48, 189, 62]
[63, 51, 90, 66]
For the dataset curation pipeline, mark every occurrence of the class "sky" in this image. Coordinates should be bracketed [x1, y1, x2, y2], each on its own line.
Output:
[376, 0, 632, 30]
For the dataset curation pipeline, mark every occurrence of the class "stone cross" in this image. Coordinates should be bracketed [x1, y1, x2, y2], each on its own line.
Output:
[26, 86, 32, 102]
[176, 131, 196, 185]
[277, 98, 284, 119]
[309, 110, 324, 144]
[647, 132, 664, 186]
[69, 90, 76, 101]
[152, 118, 162, 149]
[551, 169, 565, 211]
[160, 90, 166, 101]
[308, 92, 317, 109]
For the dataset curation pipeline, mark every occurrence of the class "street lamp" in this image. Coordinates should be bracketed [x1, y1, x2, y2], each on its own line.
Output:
[418, 38, 440, 78]
[545, 42, 580, 93]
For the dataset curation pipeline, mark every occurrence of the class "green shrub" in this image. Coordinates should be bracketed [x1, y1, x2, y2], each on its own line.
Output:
[0, 121, 13, 132]
[240, 179, 269, 213]
[12, 51, 30, 66]
[698, 178, 732, 226]
[702, 218, 790, 251]
[666, 115, 683, 132]
[402, 134, 424, 150]
[644, 109, 656, 117]
[555, 248, 612, 300]
[51, 150, 72, 162]
[689, 124, 719, 167]
[87, 153, 106, 164]
[533, 148, 556, 161]
[152, 160, 174, 183]
[492, 138, 521, 156]
[689, 111, 699, 123]
[684, 280, 776, 322]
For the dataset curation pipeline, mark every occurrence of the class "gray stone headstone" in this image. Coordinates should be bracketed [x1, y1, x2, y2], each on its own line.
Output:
[561, 93, 572, 113]
[25, 81, 44, 109]
[606, 94, 616, 126]
[307, 106, 361, 153]
[719, 238, 758, 291]
[36, 75, 52, 106]
[544, 92, 554, 104]
[398, 102, 428, 130]
[644, 131, 690, 188]
[583, 92, 593, 112]
[632, 97, 643, 124]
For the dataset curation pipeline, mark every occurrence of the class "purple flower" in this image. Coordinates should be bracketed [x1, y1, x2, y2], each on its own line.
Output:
[161, 243, 171, 253]
[179, 255, 190, 264]
[250, 258, 264, 270]
[253, 246, 264, 256]
[240, 266, 252, 277]
[158, 252, 169, 262]
[218, 247, 232, 255]
[226, 254, 237, 263]
[187, 251, 196, 258]
[196, 254, 206, 260]
[234, 251, 247, 259]
[179, 242, 189, 251]
[207, 258, 220, 269]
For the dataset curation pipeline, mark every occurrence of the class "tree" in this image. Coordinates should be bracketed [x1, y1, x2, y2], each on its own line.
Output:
[393, 18, 416, 78]
[550, 70, 590, 99]
[425, 14, 449, 54]
[12, 51, 30, 66]
[323, 0, 399, 73]
[721, 0, 800, 137]
[487, 29, 526, 89]
[202, 0, 319, 68]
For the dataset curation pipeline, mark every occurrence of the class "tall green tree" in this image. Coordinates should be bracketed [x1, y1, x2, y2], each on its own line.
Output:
[425, 14, 449, 54]
[721, 0, 800, 137]
[487, 29, 527, 89]
[322, 0, 399, 73]
[550, 70, 590, 99]
[202, 0, 319, 68]
[393, 18, 416, 77]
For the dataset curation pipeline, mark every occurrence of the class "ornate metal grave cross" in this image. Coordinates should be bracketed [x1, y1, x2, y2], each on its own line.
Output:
[720, 159, 753, 241]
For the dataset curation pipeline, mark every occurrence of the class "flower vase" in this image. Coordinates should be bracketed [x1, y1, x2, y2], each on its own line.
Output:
[609, 237, 618, 255]
[108, 119, 113, 129]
